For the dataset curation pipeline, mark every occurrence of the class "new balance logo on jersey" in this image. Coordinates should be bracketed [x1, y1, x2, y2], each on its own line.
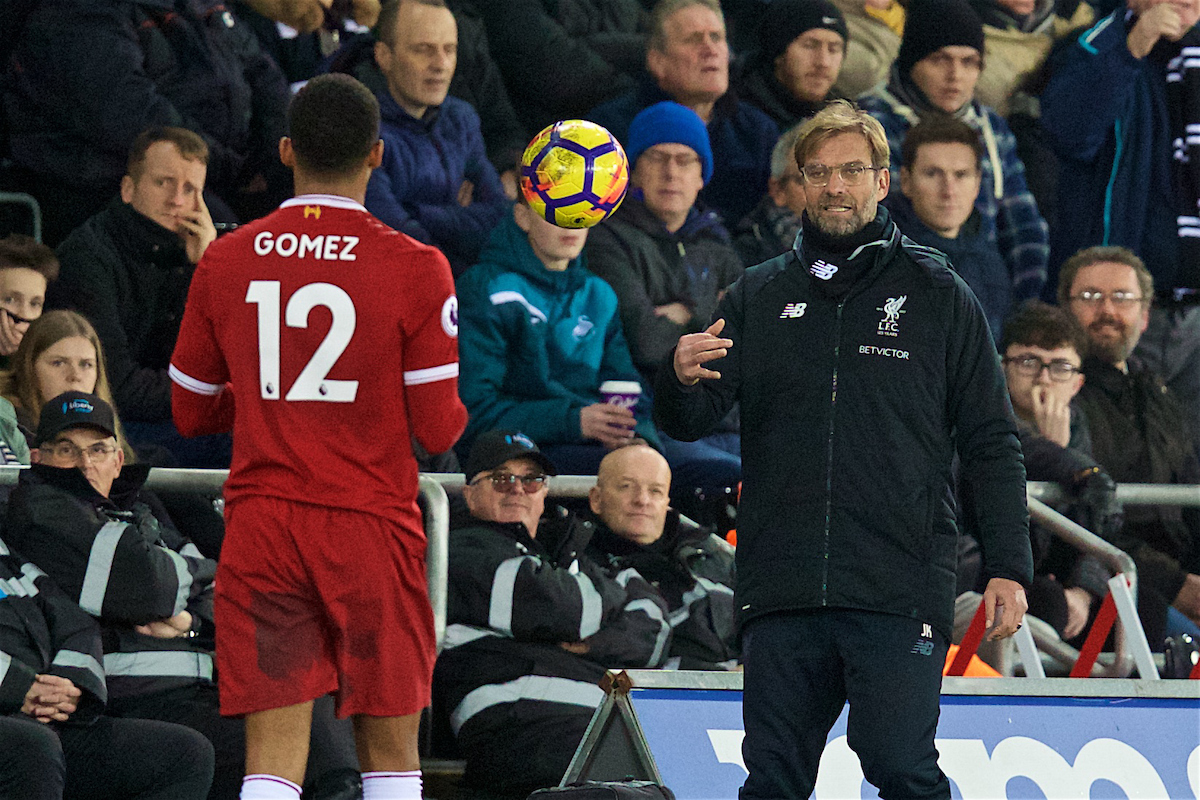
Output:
[809, 260, 838, 280]
[779, 303, 807, 319]
[572, 316, 594, 339]
[253, 231, 359, 261]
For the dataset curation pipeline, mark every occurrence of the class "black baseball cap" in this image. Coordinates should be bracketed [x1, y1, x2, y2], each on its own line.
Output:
[464, 430, 558, 479]
[36, 392, 118, 446]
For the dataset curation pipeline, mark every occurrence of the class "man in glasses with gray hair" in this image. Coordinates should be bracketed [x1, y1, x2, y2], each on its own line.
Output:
[1058, 245, 1200, 649]
[434, 430, 670, 798]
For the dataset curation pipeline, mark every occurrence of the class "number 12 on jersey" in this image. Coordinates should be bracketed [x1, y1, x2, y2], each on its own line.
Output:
[246, 280, 359, 402]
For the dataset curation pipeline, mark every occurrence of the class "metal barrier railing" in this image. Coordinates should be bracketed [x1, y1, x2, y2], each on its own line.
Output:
[2, 467, 1186, 676]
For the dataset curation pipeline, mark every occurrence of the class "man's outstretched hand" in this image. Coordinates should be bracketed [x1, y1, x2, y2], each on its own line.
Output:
[983, 577, 1028, 641]
[673, 319, 733, 386]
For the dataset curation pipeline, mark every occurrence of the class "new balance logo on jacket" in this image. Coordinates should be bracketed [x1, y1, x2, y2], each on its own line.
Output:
[779, 303, 807, 319]
[809, 260, 838, 280]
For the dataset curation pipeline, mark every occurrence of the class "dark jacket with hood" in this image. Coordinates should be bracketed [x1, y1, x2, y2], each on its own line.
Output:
[654, 208, 1032, 638]
[5, 464, 217, 699]
[585, 196, 745, 383]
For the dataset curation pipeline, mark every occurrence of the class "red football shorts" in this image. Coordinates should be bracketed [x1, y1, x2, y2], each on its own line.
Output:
[215, 495, 435, 718]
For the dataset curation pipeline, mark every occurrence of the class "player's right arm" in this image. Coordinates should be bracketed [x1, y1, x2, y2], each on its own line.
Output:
[401, 249, 467, 455]
[169, 260, 234, 437]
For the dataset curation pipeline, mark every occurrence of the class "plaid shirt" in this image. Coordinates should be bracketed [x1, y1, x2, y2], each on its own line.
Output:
[858, 91, 1049, 301]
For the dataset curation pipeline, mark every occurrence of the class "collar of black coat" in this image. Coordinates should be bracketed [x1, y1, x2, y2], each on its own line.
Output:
[633, 75, 744, 125]
[24, 461, 151, 508]
[1081, 354, 1157, 395]
[796, 206, 893, 299]
[104, 198, 190, 266]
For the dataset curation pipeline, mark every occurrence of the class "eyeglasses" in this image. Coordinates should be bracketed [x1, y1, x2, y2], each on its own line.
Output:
[640, 150, 702, 171]
[43, 440, 118, 463]
[1002, 355, 1082, 382]
[470, 471, 549, 494]
[799, 162, 881, 187]
[1068, 290, 1145, 307]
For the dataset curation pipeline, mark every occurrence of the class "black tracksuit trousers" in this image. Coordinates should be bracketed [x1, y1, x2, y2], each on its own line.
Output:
[740, 609, 951, 800]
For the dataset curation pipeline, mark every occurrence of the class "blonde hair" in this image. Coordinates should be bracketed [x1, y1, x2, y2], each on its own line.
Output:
[0, 310, 134, 460]
[792, 99, 891, 172]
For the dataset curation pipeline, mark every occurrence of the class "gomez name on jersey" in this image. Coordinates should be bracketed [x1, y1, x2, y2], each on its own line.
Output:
[253, 231, 360, 262]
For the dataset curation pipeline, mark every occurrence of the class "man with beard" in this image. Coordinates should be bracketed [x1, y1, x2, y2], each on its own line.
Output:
[1058, 245, 1200, 647]
[1042, 0, 1200, 455]
[654, 99, 1031, 799]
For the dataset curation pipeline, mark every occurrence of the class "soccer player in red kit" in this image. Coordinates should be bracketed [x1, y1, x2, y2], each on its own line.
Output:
[169, 74, 467, 800]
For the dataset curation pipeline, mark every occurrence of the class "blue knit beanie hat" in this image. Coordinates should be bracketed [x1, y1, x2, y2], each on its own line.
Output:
[626, 101, 714, 185]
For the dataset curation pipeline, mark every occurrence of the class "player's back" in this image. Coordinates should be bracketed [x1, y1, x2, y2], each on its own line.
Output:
[173, 195, 463, 531]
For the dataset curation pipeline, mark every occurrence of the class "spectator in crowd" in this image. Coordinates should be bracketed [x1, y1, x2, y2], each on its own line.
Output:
[0, 310, 227, 559]
[456, 198, 659, 475]
[970, 0, 1094, 116]
[0, 533, 215, 800]
[585, 442, 738, 669]
[0, 312, 131, 458]
[0, 234, 57, 364]
[589, 0, 779, 226]
[48, 128, 229, 468]
[1041, 0, 1200, 441]
[2, 392, 241, 799]
[734, 0, 849, 132]
[858, 0, 1050, 304]
[829, 0, 905, 99]
[966, 301, 1116, 642]
[892, 117, 1012, 338]
[433, 431, 669, 797]
[1058, 246, 1200, 648]
[364, 0, 509, 275]
[0, 235, 54, 317]
[734, 123, 807, 265]
[586, 102, 743, 497]
[2, 0, 290, 245]
[468, 0, 649, 135]
[237, 0, 380, 34]
[330, 0, 527, 191]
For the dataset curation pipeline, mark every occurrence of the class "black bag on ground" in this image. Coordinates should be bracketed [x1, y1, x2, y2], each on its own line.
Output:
[527, 781, 676, 800]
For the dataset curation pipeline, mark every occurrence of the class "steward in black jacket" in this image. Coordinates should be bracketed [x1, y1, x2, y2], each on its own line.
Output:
[434, 507, 669, 797]
[0, 536, 215, 799]
[654, 206, 1032, 641]
[585, 509, 739, 669]
[4, 463, 249, 800]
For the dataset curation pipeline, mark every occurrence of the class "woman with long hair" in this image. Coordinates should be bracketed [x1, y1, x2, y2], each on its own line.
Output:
[0, 309, 226, 557]
[0, 309, 131, 455]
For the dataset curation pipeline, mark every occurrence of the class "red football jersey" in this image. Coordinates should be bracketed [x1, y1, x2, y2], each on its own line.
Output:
[170, 194, 466, 536]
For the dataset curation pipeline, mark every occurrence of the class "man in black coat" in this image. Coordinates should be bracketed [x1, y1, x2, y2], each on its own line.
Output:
[51, 128, 229, 467]
[656, 100, 1031, 800]
[1058, 244, 1200, 648]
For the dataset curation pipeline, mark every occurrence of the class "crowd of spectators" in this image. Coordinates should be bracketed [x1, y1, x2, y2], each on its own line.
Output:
[3, 0, 1200, 795]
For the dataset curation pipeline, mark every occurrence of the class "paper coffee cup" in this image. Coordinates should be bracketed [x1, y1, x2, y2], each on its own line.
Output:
[600, 380, 642, 410]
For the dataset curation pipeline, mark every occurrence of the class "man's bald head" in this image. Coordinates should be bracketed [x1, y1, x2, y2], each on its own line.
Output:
[590, 444, 672, 546]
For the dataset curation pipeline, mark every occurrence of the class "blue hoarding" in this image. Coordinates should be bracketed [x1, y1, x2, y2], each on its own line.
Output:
[630, 687, 1200, 799]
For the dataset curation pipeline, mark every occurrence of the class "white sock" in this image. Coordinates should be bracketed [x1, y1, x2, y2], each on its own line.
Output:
[362, 770, 422, 800]
[240, 774, 302, 800]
